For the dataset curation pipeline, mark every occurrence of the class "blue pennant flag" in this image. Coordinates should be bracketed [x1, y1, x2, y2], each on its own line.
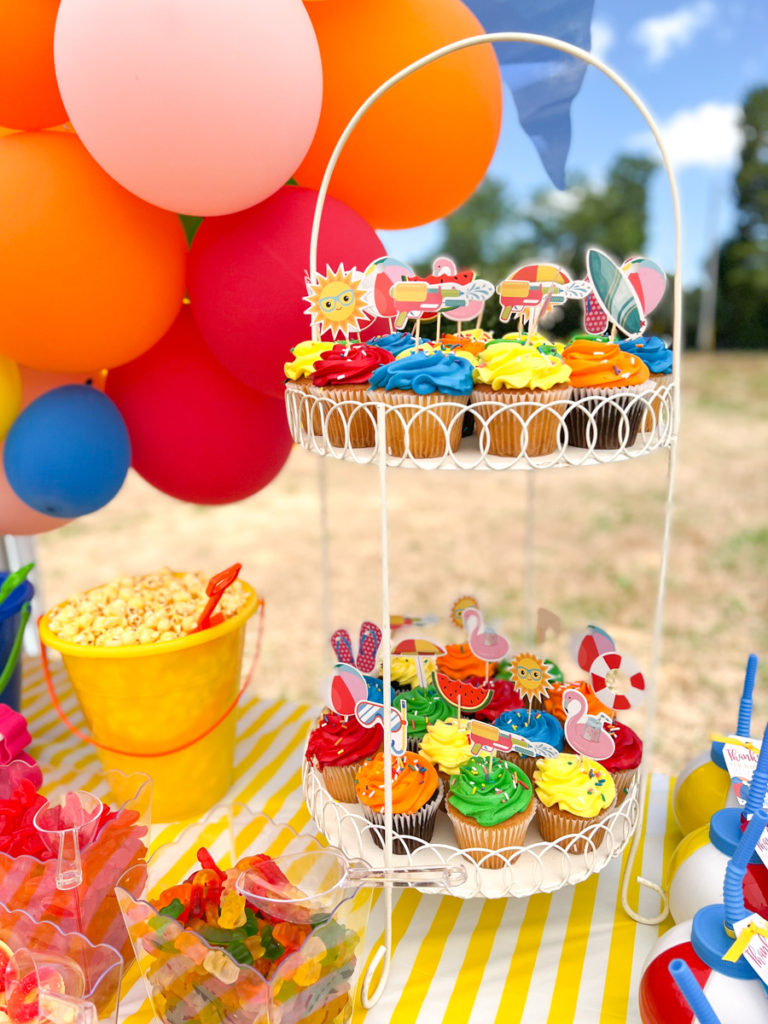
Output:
[465, 0, 595, 189]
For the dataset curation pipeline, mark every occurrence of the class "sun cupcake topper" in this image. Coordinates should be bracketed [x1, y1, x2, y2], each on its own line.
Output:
[509, 651, 552, 723]
[304, 264, 373, 339]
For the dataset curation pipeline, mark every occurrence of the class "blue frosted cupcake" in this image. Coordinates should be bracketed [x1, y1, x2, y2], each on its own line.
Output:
[368, 350, 474, 458]
[619, 335, 672, 431]
[494, 708, 564, 776]
[369, 331, 418, 357]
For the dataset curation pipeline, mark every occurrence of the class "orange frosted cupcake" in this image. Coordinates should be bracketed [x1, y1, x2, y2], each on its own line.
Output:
[562, 340, 652, 449]
[355, 751, 441, 853]
[437, 643, 495, 681]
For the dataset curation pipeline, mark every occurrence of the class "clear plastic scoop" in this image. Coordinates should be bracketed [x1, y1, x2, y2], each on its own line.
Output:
[5, 948, 97, 1024]
[32, 791, 102, 891]
[237, 848, 467, 923]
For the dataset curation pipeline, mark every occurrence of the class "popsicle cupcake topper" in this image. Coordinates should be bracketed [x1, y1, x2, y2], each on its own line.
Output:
[496, 262, 589, 327]
[387, 256, 494, 330]
[304, 264, 373, 339]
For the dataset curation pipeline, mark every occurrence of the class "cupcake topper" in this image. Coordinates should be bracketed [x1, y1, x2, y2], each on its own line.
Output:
[467, 720, 558, 760]
[462, 607, 510, 686]
[508, 652, 552, 723]
[536, 607, 562, 644]
[496, 262, 589, 328]
[392, 638, 444, 689]
[304, 264, 374, 339]
[435, 673, 492, 715]
[328, 662, 408, 755]
[586, 248, 646, 339]
[562, 689, 616, 761]
[388, 257, 493, 333]
[450, 594, 479, 628]
[390, 612, 438, 633]
[330, 622, 382, 674]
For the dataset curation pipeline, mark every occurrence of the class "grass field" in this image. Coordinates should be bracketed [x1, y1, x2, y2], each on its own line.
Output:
[37, 352, 768, 773]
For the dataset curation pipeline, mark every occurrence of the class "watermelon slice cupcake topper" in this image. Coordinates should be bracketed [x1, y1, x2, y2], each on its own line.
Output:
[435, 673, 492, 718]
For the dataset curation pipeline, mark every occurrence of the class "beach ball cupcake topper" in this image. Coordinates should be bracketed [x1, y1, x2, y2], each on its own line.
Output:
[328, 661, 408, 757]
[304, 263, 373, 339]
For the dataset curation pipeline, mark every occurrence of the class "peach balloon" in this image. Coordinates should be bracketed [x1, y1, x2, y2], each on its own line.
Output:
[0, 132, 186, 372]
[294, 0, 502, 229]
[0, 366, 103, 535]
[0, 0, 68, 129]
[54, 0, 323, 215]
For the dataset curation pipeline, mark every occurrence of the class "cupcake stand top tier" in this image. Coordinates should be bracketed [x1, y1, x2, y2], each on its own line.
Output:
[287, 32, 681, 1009]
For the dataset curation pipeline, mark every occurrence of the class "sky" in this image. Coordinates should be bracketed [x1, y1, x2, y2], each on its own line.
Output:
[379, 0, 768, 289]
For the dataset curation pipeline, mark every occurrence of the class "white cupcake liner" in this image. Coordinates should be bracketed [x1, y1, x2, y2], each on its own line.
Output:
[535, 798, 616, 855]
[447, 799, 536, 869]
[471, 384, 571, 457]
[367, 390, 468, 459]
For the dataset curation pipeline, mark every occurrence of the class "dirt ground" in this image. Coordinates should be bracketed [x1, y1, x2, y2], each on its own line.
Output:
[36, 351, 768, 774]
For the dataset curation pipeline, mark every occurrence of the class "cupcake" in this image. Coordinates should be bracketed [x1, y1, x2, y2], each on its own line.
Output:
[310, 343, 393, 448]
[419, 718, 482, 810]
[447, 756, 535, 868]
[601, 721, 643, 803]
[544, 680, 613, 727]
[472, 342, 572, 457]
[387, 654, 437, 693]
[618, 336, 672, 431]
[369, 330, 418, 357]
[534, 753, 617, 854]
[367, 350, 474, 459]
[305, 711, 382, 803]
[562, 339, 652, 449]
[284, 339, 335, 433]
[437, 643, 495, 682]
[400, 686, 455, 751]
[493, 708, 564, 777]
[472, 678, 525, 723]
[355, 751, 442, 852]
[364, 675, 396, 705]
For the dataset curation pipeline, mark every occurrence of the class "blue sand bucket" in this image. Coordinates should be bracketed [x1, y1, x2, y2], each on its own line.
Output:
[0, 571, 34, 712]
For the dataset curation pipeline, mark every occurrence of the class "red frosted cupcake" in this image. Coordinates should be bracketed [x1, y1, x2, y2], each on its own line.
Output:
[473, 678, 525, 723]
[311, 343, 393, 448]
[305, 710, 382, 803]
[601, 721, 642, 803]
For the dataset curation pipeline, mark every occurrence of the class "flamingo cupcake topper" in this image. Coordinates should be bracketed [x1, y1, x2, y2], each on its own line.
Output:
[462, 606, 510, 686]
[562, 688, 615, 761]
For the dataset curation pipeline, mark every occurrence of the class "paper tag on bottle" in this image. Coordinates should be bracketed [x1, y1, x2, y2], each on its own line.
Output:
[756, 823, 768, 869]
[722, 737, 765, 807]
[732, 913, 768, 985]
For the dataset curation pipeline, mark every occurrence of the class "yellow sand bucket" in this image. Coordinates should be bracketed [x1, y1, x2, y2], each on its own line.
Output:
[39, 582, 261, 821]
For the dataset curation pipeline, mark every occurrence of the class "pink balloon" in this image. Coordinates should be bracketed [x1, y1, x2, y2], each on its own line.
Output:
[106, 308, 293, 505]
[188, 186, 387, 399]
[54, 0, 323, 216]
[0, 366, 102, 535]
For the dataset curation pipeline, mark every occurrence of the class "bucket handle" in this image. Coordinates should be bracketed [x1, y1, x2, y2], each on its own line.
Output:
[0, 603, 31, 697]
[39, 599, 264, 758]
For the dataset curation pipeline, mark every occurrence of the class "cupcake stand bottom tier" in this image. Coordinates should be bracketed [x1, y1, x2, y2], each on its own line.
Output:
[303, 764, 640, 900]
[25, 661, 679, 1024]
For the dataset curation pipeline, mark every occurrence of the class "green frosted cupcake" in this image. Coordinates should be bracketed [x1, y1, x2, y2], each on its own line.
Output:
[447, 756, 535, 868]
[401, 685, 455, 751]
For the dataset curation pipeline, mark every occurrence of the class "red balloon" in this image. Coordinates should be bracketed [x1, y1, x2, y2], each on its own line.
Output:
[187, 185, 387, 399]
[106, 308, 293, 504]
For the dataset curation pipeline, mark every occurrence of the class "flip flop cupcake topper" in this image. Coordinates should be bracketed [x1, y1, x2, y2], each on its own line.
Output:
[330, 621, 382, 674]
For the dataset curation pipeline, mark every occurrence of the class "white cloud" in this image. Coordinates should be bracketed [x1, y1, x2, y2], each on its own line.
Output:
[634, 1, 715, 64]
[590, 19, 615, 64]
[628, 102, 742, 169]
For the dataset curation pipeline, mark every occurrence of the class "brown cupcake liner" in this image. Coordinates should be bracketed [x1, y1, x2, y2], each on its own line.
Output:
[367, 390, 468, 459]
[565, 382, 654, 450]
[311, 385, 376, 448]
[447, 799, 535, 869]
[535, 797, 616, 855]
[471, 384, 571, 457]
[609, 767, 639, 805]
[361, 781, 443, 853]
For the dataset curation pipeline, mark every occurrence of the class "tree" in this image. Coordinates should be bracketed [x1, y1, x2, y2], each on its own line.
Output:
[715, 87, 768, 349]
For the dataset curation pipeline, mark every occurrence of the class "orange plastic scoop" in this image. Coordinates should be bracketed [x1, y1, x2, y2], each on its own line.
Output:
[193, 563, 242, 633]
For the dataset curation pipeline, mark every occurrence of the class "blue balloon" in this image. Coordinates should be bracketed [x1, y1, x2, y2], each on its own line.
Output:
[4, 385, 131, 518]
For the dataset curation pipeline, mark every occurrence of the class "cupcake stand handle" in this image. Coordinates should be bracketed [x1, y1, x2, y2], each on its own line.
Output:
[307, 32, 683, 1004]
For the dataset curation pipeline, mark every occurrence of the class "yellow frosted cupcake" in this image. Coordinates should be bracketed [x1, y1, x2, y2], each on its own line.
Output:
[472, 342, 572, 457]
[419, 718, 487, 810]
[534, 753, 616, 855]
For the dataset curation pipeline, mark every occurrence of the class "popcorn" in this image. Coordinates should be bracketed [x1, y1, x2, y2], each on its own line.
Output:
[47, 570, 248, 647]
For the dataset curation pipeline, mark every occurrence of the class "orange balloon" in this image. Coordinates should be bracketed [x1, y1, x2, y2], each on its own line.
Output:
[0, 132, 187, 372]
[0, 0, 68, 129]
[294, 0, 502, 230]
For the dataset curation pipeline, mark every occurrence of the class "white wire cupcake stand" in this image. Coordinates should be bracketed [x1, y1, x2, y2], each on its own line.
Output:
[291, 32, 682, 1007]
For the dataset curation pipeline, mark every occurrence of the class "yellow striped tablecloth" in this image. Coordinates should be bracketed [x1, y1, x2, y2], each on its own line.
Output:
[21, 660, 680, 1024]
